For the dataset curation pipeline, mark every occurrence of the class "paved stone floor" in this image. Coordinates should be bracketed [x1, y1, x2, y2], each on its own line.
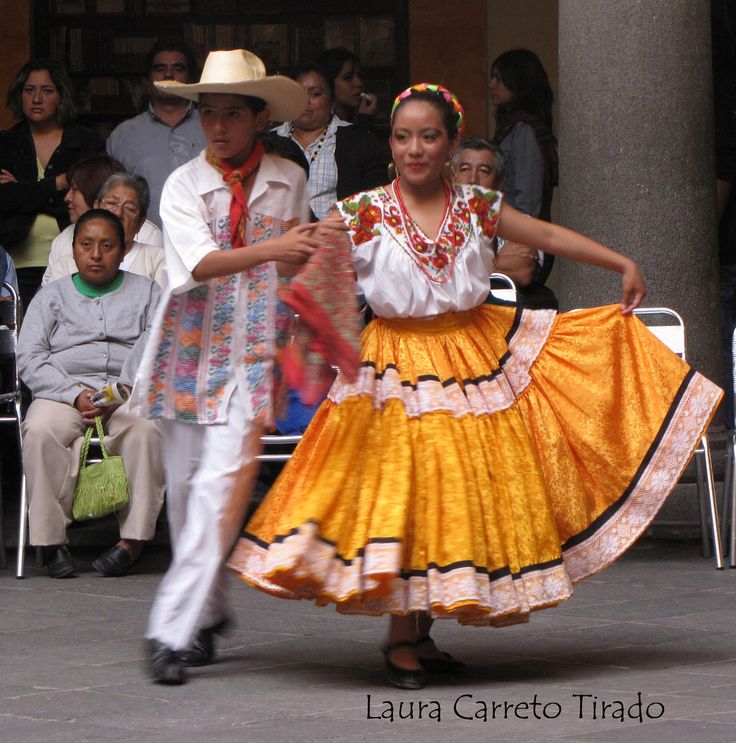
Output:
[1, 539, 735, 743]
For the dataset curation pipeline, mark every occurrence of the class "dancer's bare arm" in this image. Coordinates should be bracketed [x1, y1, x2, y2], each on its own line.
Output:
[497, 204, 646, 313]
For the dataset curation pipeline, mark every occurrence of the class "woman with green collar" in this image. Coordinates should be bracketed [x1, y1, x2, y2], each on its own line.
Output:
[18, 209, 164, 579]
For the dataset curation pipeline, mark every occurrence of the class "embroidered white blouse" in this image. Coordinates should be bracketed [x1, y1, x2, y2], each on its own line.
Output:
[336, 183, 502, 319]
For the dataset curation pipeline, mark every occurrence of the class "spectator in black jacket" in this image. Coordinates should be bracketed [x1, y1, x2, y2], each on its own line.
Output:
[0, 58, 100, 309]
[271, 62, 387, 219]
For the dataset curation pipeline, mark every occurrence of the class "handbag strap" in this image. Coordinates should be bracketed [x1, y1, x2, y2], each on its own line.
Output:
[79, 416, 109, 468]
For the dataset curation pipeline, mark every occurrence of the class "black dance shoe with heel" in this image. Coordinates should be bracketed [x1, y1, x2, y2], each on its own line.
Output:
[415, 635, 466, 674]
[382, 641, 427, 690]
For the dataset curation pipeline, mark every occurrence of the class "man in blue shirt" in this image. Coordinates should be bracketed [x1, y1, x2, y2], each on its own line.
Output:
[106, 40, 207, 227]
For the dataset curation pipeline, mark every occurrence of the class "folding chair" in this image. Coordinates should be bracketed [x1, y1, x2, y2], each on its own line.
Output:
[633, 307, 724, 569]
[722, 327, 736, 568]
[489, 272, 518, 303]
[258, 434, 302, 463]
[16, 412, 106, 577]
[0, 282, 23, 570]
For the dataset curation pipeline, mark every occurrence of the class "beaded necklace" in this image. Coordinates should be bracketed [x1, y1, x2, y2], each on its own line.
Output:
[290, 122, 330, 164]
[392, 176, 452, 255]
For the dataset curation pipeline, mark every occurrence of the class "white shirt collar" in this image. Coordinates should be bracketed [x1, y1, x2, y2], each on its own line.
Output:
[194, 148, 294, 203]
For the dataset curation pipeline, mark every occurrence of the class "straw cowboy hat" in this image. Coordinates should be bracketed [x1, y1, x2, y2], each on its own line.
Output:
[154, 49, 307, 122]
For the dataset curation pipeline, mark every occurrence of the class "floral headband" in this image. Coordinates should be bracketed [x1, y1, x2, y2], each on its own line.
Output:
[390, 83, 465, 138]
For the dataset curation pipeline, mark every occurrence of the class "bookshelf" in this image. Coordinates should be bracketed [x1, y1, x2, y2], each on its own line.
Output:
[34, 0, 409, 138]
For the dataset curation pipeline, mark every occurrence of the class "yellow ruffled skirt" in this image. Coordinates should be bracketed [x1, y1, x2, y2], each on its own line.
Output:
[228, 304, 722, 626]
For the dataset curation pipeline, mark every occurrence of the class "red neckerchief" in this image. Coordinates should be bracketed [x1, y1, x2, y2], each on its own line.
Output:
[205, 139, 265, 248]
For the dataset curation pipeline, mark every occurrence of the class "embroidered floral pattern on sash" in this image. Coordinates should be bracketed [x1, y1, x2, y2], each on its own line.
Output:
[145, 212, 278, 425]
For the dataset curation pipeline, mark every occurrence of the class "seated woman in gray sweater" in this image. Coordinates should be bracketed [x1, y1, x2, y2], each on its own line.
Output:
[18, 209, 164, 578]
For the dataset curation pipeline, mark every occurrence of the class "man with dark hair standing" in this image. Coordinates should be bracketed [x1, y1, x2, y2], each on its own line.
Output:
[106, 39, 207, 227]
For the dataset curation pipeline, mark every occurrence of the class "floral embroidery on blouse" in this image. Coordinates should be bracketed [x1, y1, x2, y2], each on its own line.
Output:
[467, 186, 501, 240]
[339, 193, 382, 245]
[338, 184, 502, 284]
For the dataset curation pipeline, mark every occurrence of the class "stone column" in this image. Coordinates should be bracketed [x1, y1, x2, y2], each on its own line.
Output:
[557, 0, 721, 386]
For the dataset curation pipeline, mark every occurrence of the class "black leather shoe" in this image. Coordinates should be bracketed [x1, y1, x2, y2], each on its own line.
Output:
[92, 544, 138, 577]
[44, 546, 76, 579]
[382, 642, 427, 690]
[149, 640, 185, 685]
[179, 618, 230, 667]
[415, 635, 466, 674]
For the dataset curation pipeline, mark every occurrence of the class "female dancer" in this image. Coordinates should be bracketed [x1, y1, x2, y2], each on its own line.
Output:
[229, 84, 722, 690]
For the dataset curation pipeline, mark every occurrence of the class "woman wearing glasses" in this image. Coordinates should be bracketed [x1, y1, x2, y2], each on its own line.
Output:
[44, 172, 166, 289]
[42, 154, 162, 288]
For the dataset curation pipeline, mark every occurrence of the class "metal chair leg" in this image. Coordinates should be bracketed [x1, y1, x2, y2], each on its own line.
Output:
[694, 454, 712, 558]
[730, 434, 736, 568]
[722, 435, 733, 550]
[14, 398, 27, 578]
[0, 466, 6, 570]
[15, 471, 27, 578]
[698, 436, 724, 569]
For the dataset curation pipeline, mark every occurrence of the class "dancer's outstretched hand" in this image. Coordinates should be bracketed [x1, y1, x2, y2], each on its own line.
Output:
[620, 261, 646, 314]
[312, 212, 349, 242]
[270, 223, 320, 265]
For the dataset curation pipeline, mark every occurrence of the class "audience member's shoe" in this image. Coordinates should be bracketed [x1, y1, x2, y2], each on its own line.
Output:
[179, 618, 230, 667]
[44, 546, 76, 579]
[382, 642, 427, 690]
[415, 635, 466, 674]
[149, 640, 185, 685]
[92, 544, 138, 577]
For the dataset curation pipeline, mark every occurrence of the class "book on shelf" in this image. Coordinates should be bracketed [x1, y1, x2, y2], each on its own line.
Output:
[146, 0, 190, 13]
[360, 17, 395, 67]
[54, 0, 85, 13]
[96, 0, 126, 11]
[193, 0, 237, 12]
[68, 27, 84, 72]
[250, 24, 290, 72]
[113, 35, 158, 73]
[292, 24, 323, 67]
[183, 23, 209, 70]
[324, 18, 358, 55]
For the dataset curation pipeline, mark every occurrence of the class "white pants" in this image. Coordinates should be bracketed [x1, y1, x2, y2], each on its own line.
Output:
[147, 388, 261, 650]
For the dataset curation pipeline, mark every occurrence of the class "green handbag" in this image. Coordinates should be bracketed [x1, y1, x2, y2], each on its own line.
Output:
[72, 416, 130, 521]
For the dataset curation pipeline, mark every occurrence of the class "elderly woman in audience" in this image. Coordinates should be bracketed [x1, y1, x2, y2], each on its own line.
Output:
[453, 137, 558, 309]
[270, 62, 386, 219]
[18, 209, 165, 579]
[0, 58, 101, 309]
[43, 153, 161, 286]
[44, 171, 166, 288]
